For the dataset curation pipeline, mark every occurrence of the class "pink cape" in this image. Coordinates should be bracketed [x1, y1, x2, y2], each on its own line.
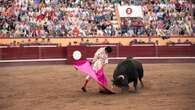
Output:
[73, 60, 108, 86]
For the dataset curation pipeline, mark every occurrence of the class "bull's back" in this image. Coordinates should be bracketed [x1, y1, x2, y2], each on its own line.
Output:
[131, 59, 144, 79]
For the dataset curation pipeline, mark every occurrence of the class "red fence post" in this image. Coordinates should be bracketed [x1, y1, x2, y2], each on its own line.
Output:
[38, 47, 42, 59]
[155, 45, 159, 57]
[0, 48, 2, 60]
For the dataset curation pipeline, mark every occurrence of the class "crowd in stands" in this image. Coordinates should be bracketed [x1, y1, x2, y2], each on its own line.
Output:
[129, 38, 193, 46]
[79, 38, 117, 45]
[0, 38, 60, 47]
[120, 0, 193, 38]
[0, 0, 194, 38]
[166, 38, 193, 46]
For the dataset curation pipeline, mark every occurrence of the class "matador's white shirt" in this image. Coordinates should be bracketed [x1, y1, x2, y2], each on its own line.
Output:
[92, 47, 108, 72]
[85, 47, 109, 80]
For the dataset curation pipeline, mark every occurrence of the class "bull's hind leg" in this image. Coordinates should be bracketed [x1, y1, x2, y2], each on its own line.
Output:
[133, 79, 138, 92]
[139, 77, 144, 88]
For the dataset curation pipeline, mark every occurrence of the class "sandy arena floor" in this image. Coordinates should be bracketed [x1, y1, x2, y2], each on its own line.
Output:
[0, 63, 195, 110]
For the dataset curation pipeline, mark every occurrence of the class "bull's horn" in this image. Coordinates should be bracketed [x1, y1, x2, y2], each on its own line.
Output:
[118, 75, 125, 79]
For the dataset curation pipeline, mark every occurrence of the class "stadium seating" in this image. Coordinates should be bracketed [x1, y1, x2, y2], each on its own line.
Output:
[0, 0, 194, 38]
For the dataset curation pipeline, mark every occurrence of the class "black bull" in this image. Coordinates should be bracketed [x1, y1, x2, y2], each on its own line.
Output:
[112, 58, 144, 91]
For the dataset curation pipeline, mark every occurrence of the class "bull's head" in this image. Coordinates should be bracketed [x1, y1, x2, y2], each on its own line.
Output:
[112, 75, 129, 88]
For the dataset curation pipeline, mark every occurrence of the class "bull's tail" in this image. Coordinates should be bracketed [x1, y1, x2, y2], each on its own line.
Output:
[138, 67, 144, 79]
[137, 62, 144, 78]
[138, 64, 144, 88]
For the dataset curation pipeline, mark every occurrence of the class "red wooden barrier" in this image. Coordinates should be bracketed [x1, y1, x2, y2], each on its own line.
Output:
[66, 45, 195, 64]
[0, 47, 67, 60]
[157, 46, 195, 57]
[118, 46, 156, 57]
[1, 46, 195, 64]
[1, 47, 39, 60]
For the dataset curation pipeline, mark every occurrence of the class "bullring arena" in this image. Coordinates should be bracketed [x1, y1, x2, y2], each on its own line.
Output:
[0, 62, 195, 110]
[1, 40, 195, 110]
[1, 0, 195, 110]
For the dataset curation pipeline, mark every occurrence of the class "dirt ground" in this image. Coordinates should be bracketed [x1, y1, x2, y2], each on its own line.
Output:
[0, 63, 195, 110]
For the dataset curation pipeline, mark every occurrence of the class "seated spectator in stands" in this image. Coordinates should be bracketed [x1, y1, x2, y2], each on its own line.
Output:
[103, 39, 109, 44]
[157, 28, 169, 40]
[193, 25, 195, 34]
[120, 20, 128, 35]
[129, 39, 138, 45]
[95, 38, 100, 44]
[34, 38, 39, 44]
[97, 29, 104, 36]
[127, 27, 134, 36]
[83, 39, 90, 45]
[177, 39, 181, 43]
[184, 39, 192, 44]
[72, 26, 80, 37]
[155, 40, 159, 46]
[138, 39, 145, 44]
[80, 38, 85, 45]
[41, 38, 46, 44]
[166, 40, 175, 46]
